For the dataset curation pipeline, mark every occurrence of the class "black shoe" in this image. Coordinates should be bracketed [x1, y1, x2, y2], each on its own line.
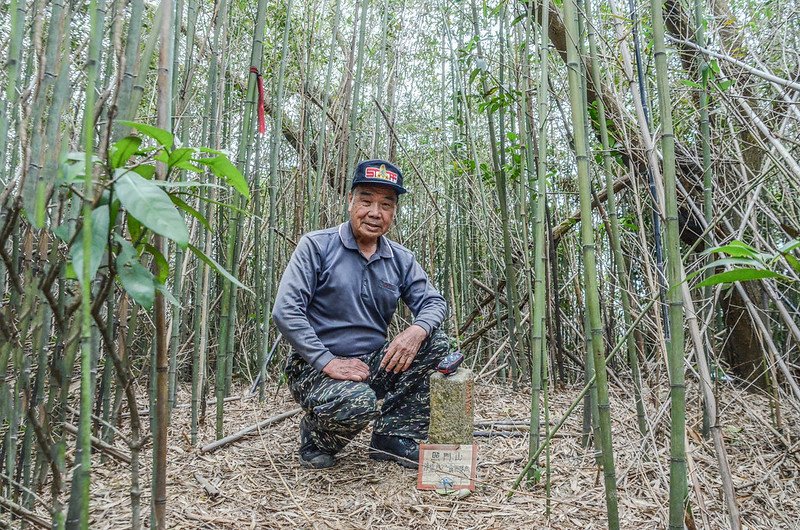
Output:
[299, 417, 336, 469]
[369, 433, 419, 469]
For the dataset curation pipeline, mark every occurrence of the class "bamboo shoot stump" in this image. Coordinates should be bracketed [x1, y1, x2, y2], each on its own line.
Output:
[428, 368, 474, 444]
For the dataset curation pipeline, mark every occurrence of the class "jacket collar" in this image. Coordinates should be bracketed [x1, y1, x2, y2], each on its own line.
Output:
[338, 222, 394, 259]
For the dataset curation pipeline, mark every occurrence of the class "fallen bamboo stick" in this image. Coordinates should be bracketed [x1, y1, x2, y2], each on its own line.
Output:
[63, 423, 132, 464]
[200, 407, 302, 454]
[0, 494, 50, 528]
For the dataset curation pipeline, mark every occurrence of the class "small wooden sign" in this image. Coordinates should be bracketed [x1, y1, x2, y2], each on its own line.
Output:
[416, 443, 477, 492]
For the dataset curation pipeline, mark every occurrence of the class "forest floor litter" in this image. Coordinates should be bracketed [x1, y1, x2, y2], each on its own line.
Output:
[58, 378, 800, 529]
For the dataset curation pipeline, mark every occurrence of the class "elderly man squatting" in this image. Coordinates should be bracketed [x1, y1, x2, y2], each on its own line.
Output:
[272, 159, 450, 469]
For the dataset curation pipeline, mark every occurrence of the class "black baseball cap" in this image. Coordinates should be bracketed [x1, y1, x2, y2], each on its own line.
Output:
[351, 159, 407, 195]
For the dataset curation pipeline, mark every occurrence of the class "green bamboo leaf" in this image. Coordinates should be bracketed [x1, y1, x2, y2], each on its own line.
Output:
[170, 194, 211, 231]
[115, 171, 189, 247]
[784, 254, 800, 275]
[697, 268, 788, 288]
[469, 68, 481, 84]
[70, 205, 110, 285]
[119, 120, 174, 150]
[684, 257, 761, 283]
[195, 155, 250, 199]
[110, 136, 142, 169]
[188, 243, 252, 293]
[778, 239, 800, 254]
[705, 240, 759, 259]
[181, 193, 251, 216]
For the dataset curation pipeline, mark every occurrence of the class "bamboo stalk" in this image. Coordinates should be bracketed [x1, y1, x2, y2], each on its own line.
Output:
[64, 0, 102, 525]
[152, 0, 175, 527]
[564, 0, 619, 523]
[0, 0, 26, 186]
[583, 0, 646, 437]
[344, 0, 370, 182]
[527, 0, 549, 478]
[650, 0, 688, 525]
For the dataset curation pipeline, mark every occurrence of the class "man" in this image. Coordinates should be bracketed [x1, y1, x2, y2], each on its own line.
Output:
[273, 159, 449, 469]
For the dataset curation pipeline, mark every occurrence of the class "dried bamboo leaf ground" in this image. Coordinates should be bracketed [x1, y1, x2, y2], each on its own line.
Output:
[23, 379, 800, 529]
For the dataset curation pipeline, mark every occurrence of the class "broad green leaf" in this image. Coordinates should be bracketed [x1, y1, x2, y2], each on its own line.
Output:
[697, 268, 788, 288]
[132, 165, 156, 180]
[58, 152, 102, 185]
[188, 243, 252, 293]
[115, 171, 189, 247]
[156, 283, 181, 307]
[198, 147, 226, 156]
[173, 160, 204, 173]
[170, 194, 211, 231]
[681, 80, 703, 89]
[144, 243, 170, 284]
[117, 253, 156, 309]
[53, 222, 73, 242]
[127, 213, 143, 242]
[114, 234, 139, 262]
[119, 120, 174, 150]
[110, 136, 142, 169]
[151, 181, 223, 190]
[168, 147, 196, 169]
[195, 155, 250, 199]
[109, 198, 121, 227]
[70, 205, 110, 285]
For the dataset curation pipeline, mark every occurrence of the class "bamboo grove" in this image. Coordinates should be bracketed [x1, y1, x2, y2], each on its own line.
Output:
[1, 0, 799, 527]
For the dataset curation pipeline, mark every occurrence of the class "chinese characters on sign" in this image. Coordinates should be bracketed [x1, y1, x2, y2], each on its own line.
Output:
[417, 444, 477, 491]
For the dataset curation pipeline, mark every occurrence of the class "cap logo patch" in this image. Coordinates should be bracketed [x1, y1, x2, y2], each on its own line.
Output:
[365, 164, 398, 183]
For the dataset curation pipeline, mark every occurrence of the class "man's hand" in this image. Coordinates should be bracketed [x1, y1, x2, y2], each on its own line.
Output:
[381, 325, 427, 374]
[322, 357, 370, 381]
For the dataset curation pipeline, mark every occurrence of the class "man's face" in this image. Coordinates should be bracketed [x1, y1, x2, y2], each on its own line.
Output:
[348, 185, 398, 243]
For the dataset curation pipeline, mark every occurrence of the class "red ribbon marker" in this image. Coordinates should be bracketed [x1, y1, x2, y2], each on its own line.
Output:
[249, 67, 266, 135]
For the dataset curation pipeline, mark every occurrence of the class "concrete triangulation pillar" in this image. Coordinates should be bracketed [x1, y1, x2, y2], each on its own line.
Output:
[428, 368, 474, 444]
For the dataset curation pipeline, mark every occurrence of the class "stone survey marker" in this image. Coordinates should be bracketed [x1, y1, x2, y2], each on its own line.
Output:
[418, 368, 477, 491]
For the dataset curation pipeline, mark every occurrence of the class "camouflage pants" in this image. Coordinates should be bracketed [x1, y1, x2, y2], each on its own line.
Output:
[286, 329, 450, 455]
